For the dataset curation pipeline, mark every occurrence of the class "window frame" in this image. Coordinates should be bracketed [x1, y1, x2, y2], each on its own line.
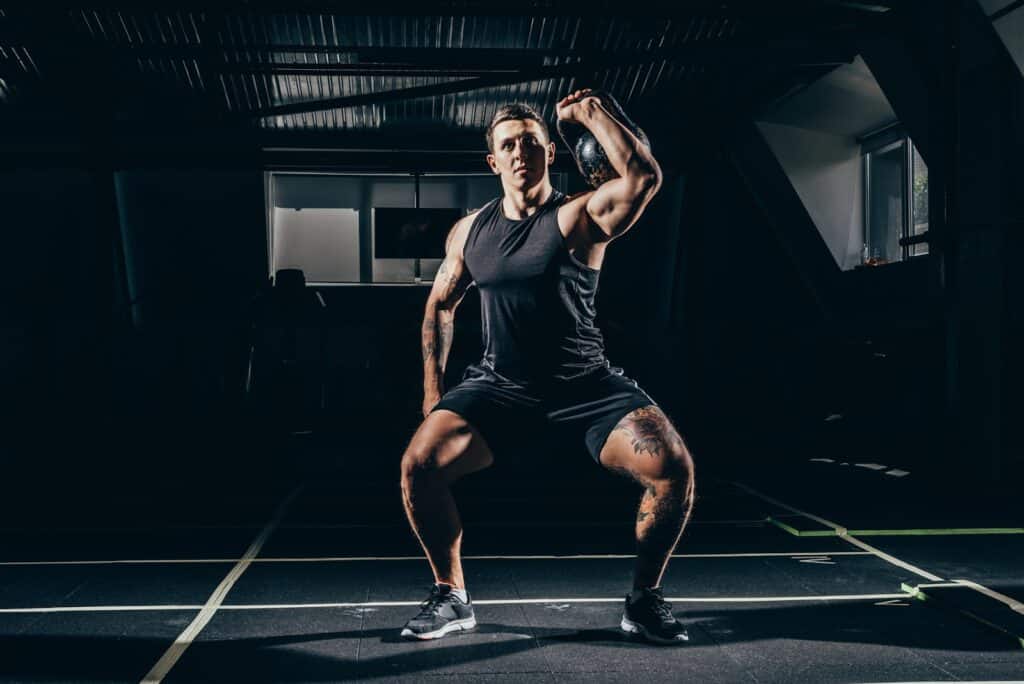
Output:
[860, 125, 927, 265]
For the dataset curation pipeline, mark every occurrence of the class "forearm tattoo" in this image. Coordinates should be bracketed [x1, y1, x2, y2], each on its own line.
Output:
[422, 316, 437, 363]
[422, 313, 454, 368]
[438, 314, 454, 364]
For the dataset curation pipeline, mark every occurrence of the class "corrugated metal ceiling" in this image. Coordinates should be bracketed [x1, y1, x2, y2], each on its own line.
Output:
[71, 11, 735, 130]
[0, 5, 875, 137]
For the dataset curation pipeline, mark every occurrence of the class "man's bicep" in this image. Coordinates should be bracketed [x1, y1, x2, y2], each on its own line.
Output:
[559, 192, 610, 246]
[585, 176, 656, 239]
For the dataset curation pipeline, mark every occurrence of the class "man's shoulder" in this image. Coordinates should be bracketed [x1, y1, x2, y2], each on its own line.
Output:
[457, 203, 491, 233]
[556, 190, 614, 246]
[557, 189, 597, 214]
[446, 203, 492, 255]
[558, 190, 592, 207]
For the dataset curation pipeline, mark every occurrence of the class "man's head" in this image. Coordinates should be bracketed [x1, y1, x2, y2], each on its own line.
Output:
[485, 103, 555, 190]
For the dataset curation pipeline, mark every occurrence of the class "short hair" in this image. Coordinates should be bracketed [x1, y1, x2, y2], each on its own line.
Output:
[485, 103, 549, 152]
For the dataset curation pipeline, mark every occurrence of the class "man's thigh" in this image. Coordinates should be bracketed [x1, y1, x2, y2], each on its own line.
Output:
[431, 365, 546, 462]
[598, 405, 693, 484]
[544, 366, 658, 464]
[405, 409, 497, 480]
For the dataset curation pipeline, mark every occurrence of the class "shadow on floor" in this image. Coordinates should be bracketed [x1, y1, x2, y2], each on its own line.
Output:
[3, 603, 1020, 682]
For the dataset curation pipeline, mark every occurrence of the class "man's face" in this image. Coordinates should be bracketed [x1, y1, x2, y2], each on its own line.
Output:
[486, 119, 555, 190]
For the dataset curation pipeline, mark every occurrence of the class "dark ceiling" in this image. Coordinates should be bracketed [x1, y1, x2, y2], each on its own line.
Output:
[0, 2, 894, 161]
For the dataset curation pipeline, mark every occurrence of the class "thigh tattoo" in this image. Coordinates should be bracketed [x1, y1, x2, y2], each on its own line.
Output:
[611, 406, 685, 460]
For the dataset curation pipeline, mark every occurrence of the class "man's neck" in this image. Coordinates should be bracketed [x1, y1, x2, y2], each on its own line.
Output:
[501, 179, 554, 220]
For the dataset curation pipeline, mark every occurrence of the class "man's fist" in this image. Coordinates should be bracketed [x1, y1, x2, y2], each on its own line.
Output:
[556, 88, 601, 123]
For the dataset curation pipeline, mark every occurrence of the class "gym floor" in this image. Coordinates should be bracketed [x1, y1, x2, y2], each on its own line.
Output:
[1, 459, 1022, 683]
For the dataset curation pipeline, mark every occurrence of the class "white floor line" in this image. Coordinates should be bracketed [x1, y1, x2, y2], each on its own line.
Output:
[0, 605, 204, 614]
[951, 579, 1024, 615]
[139, 485, 303, 684]
[0, 518, 763, 534]
[0, 592, 912, 614]
[912, 582, 962, 589]
[0, 559, 238, 566]
[221, 594, 913, 608]
[0, 551, 872, 566]
[254, 551, 870, 562]
[0, 525, 265, 534]
[733, 482, 945, 583]
[276, 518, 769, 529]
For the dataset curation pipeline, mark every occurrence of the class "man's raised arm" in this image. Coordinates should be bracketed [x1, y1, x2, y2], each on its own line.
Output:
[421, 219, 474, 417]
[557, 89, 662, 240]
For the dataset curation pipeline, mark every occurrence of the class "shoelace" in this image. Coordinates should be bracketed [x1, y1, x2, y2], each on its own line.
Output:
[647, 589, 675, 621]
[415, 587, 453, 619]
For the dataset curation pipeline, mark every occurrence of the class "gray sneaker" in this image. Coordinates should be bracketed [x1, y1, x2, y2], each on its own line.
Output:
[400, 584, 477, 640]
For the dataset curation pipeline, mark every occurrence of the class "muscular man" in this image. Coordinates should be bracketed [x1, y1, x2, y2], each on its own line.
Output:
[400, 89, 695, 644]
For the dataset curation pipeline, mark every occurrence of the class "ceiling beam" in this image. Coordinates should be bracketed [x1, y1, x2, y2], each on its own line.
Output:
[245, 61, 588, 119]
[243, 43, 854, 119]
[7, 1, 893, 19]
[2, 40, 860, 62]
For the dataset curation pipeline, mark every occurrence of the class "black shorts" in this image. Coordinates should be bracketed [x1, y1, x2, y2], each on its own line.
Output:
[431, 362, 657, 463]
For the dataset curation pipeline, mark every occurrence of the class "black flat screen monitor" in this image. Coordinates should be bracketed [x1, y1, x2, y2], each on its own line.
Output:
[374, 208, 463, 259]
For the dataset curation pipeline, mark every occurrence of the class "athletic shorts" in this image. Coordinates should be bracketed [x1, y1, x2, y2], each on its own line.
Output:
[431, 362, 657, 463]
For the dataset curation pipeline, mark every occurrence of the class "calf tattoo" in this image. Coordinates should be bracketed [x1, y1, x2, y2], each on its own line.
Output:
[606, 406, 695, 589]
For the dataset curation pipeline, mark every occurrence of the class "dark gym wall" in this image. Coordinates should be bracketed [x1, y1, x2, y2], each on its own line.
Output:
[889, 0, 1024, 481]
[670, 157, 826, 462]
[951, 4, 1024, 481]
[112, 169, 267, 472]
[0, 168, 111, 483]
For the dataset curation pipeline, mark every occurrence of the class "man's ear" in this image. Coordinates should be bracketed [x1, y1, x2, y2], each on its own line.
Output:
[486, 153, 499, 174]
[547, 141, 556, 164]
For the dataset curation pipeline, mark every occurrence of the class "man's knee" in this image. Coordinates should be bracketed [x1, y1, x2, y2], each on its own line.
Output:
[672, 443, 695, 479]
[401, 432, 491, 490]
[400, 444, 441, 484]
[617, 432, 694, 484]
[651, 442, 694, 483]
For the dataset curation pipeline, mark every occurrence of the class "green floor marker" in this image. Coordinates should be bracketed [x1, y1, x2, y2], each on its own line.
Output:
[850, 527, 1024, 536]
[768, 517, 837, 537]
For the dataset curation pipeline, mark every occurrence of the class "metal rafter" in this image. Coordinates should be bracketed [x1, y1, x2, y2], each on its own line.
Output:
[244, 40, 854, 119]
[0, 3, 883, 134]
[29, 1, 891, 20]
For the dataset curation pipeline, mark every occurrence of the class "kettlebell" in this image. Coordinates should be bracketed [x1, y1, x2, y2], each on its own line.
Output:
[556, 90, 650, 188]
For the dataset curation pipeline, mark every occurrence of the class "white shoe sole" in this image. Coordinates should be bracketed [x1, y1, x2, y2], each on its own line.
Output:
[620, 616, 689, 644]
[401, 616, 477, 640]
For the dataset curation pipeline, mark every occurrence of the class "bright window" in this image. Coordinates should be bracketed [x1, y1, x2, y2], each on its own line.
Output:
[862, 134, 929, 265]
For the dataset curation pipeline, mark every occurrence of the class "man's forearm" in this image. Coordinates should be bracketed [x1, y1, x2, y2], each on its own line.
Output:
[577, 99, 660, 183]
[422, 307, 455, 394]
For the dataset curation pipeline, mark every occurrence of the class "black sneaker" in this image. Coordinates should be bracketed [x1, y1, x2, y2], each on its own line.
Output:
[620, 587, 689, 644]
[400, 583, 477, 640]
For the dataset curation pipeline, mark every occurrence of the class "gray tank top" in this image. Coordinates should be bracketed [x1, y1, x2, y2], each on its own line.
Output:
[463, 190, 608, 384]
